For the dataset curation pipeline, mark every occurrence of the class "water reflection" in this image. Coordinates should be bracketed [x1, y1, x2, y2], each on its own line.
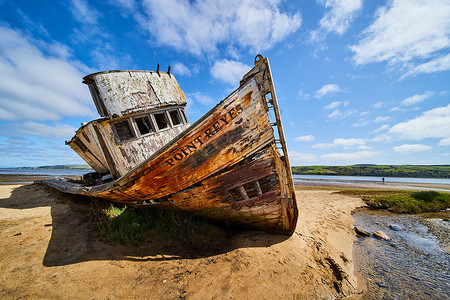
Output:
[353, 209, 450, 299]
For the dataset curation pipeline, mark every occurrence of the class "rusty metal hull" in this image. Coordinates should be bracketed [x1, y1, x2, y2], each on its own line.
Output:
[39, 55, 298, 235]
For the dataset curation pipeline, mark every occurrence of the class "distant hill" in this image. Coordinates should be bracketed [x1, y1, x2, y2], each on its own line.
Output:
[25, 164, 93, 170]
[291, 165, 450, 178]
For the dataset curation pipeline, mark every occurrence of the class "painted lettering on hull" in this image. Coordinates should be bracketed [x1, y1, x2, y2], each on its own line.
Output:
[165, 92, 250, 167]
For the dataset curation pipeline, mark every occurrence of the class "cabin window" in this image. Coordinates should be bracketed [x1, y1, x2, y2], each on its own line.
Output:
[181, 109, 188, 123]
[153, 112, 169, 130]
[112, 120, 135, 142]
[134, 115, 154, 135]
[169, 109, 182, 126]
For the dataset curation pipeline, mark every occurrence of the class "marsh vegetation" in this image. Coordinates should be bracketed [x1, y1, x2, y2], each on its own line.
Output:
[338, 190, 450, 213]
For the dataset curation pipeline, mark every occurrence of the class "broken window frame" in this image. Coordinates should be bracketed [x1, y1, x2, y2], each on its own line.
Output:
[180, 108, 189, 124]
[168, 109, 183, 127]
[111, 119, 136, 143]
[152, 111, 170, 131]
[133, 115, 155, 137]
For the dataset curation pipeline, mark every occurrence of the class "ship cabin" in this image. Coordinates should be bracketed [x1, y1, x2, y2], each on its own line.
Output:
[67, 70, 190, 179]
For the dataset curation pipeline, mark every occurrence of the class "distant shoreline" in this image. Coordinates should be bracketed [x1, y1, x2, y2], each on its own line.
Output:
[0, 173, 84, 185]
[0, 165, 93, 171]
[294, 177, 450, 191]
[292, 164, 450, 179]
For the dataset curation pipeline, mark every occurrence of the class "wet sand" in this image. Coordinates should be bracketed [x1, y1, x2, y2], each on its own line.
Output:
[0, 183, 365, 299]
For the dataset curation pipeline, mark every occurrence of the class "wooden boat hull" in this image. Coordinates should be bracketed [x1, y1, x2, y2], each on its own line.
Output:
[39, 55, 298, 235]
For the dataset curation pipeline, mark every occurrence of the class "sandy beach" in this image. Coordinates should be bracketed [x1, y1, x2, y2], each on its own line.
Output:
[0, 183, 368, 299]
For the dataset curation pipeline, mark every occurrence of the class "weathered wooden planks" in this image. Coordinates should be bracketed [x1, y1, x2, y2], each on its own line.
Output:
[39, 55, 298, 235]
[84, 70, 186, 118]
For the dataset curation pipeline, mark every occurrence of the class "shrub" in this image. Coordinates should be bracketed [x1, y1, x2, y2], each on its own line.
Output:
[410, 191, 441, 202]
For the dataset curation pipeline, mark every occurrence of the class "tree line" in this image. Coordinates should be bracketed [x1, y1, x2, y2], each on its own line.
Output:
[291, 165, 450, 178]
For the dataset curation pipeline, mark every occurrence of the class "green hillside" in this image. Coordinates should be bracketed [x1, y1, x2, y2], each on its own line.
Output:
[291, 165, 450, 178]
[35, 164, 93, 170]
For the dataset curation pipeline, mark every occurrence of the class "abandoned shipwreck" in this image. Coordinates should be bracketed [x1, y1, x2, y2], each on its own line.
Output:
[39, 55, 298, 235]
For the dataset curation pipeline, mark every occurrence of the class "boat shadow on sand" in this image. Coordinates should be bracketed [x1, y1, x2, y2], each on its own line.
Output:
[1, 184, 289, 267]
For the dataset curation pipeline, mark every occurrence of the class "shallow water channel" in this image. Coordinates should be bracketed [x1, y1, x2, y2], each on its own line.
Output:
[352, 209, 450, 299]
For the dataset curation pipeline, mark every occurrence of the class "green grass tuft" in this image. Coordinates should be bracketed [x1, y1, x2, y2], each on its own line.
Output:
[89, 201, 215, 246]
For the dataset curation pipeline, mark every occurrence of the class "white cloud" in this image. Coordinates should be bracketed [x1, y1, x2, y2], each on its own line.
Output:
[289, 151, 317, 162]
[388, 104, 450, 141]
[297, 88, 310, 100]
[393, 144, 432, 154]
[350, 0, 450, 78]
[325, 101, 340, 110]
[111, 0, 136, 11]
[328, 110, 342, 119]
[186, 92, 214, 106]
[437, 138, 450, 147]
[210, 59, 251, 85]
[70, 1, 128, 71]
[374, 116, 390, 123]
[139, 0, 302, 55]
[70, 0, 100, 25]
[352, 118, 369, 127]
[324, 100, 348, 110]
[370, 134, 392, 143]
[371, 124, 390, 134]
[333, 138, 366, 148]
[359, 111, 370, 117]
[401, 91, 434, 105]
[357, 145, 372, 150]
[321, 150, 378, 161]
[372, 101, 385, 109]
[91, 47, 133, 70]
[327, 108, 356, 120]
[315, 83, 342, 98]
[0, 25, 94, 121]
[13, 122, 78, 138]
[312, 137, 368, 149]
[172, 62, 192, 77]
[310, 0, 363, 41]
[294, 135, 315, 142]
[312, 143, 335, 149]
[402, 54, 450, 79]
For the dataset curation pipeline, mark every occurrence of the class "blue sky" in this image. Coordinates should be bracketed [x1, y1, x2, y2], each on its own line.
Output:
[0, 0, 449, 167]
